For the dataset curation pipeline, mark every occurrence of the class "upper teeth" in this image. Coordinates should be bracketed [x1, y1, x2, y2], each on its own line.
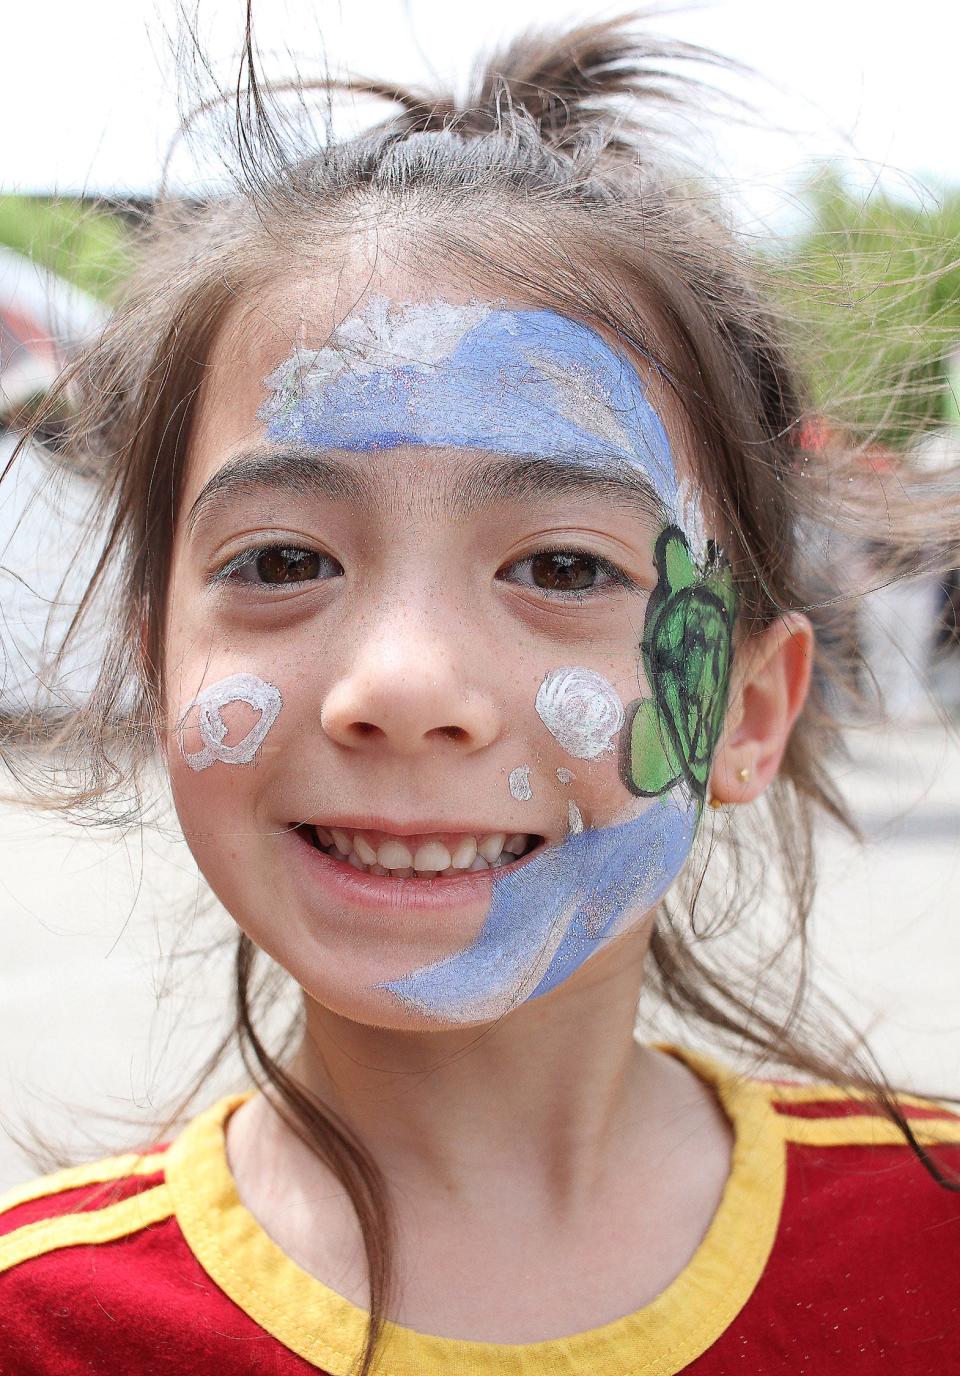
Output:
[313, 827, 532, 876]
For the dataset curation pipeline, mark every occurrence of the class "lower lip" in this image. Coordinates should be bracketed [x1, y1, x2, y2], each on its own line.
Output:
[287, 828, 539, 912]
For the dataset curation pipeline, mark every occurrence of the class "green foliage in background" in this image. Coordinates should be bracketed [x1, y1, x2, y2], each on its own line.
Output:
[2, 177, 959, 450]
[783, 170, 960, 450]
[0, 195, 132, 302]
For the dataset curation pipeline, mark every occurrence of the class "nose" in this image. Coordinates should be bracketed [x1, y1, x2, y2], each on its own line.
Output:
[320, 610, 501, 756]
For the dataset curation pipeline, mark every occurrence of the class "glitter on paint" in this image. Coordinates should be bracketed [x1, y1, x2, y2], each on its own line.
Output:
[178, 673, 282, 772]
[509, 766, 533, 802]
[380, 791, 699, 1023]
[535, 666, 625, 760]
[257, 300, 680, 510]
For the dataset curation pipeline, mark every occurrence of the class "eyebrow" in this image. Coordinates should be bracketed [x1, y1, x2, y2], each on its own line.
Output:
[185, 445, 373, 536]
[185, 442, 671, 537]
[452, 452, 669, 523]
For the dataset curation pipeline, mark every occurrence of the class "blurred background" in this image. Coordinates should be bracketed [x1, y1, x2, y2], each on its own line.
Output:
[1, 0, 959, 1187]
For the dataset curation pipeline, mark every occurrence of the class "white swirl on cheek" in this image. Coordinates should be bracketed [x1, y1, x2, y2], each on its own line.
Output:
[177, 673, 282, 772]
[535, 666, 625, 760]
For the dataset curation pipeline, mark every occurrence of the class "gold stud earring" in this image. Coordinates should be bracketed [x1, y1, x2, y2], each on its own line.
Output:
[737, 766, 752, 783]
[708, 793, 723, 810]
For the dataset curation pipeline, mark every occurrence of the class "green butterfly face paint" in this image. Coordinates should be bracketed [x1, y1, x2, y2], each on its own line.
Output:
[622, 525, 738, 807]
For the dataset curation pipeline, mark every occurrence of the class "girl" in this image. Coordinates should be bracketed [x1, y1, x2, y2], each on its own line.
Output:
[2, 15, 959, 1375]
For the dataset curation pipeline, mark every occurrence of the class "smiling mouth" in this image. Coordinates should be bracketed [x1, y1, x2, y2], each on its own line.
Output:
[296, 825, 542, 878]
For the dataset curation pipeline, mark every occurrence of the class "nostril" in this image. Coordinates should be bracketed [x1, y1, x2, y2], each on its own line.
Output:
[434, 725, 468, 742]
[352, 721, 382, 738]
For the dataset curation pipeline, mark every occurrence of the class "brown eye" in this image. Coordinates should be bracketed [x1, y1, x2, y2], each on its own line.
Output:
[497, 548, 633, 599]
[529, 552, 599, 592]
[256, 547, 323, 583]
[219, 544, 342, 589]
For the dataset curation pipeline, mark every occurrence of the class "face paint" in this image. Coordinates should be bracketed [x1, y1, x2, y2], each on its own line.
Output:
[535, 666, 625, 761]
[508, 766, 533, 802]
[258, 298, 678, 505]
[178, 673, 282, 772]
[381, 528, 736, 1023]
[622, 527, 737, 806]
[256, 296, 735, 1020]
[379, 793, 699, 1022]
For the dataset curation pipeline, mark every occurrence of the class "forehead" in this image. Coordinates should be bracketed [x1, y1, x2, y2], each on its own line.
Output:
[186, 266, 685, 515]
[192, 265, 496, 460]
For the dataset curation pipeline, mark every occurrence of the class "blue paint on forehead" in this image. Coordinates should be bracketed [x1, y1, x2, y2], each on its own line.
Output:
[258, 303, 678, 508]
[379, 792, 698, 1023]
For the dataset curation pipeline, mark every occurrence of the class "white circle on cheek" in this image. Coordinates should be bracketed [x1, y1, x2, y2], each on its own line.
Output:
[535, 666, 625, 760]
[178, 673, 282, 771]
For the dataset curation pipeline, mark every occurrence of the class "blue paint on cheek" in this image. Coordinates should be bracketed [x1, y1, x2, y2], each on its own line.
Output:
[259, 307, 678, 507]
[378, 792, 699, 1022]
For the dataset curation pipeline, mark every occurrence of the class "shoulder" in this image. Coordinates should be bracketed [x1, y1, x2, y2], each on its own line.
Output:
[760, 1070, 960, 1155]
[0, 1128, 194, 1373]
[680, 1041, 960, 1157]
[758, 1073, 960, 1350]
[0, 1142, 175, 1264]
[0, 1095, 312, 1374]
[753, 1068, 960, 1258]
[675, 1044, 960, 1156]
[680, 1046, 960, 1241]
[664, 1050, 960, 1366]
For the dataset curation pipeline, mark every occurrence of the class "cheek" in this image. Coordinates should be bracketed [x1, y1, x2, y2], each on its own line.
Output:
[528, 660, 644, 829]
[164, 664, 290, 843]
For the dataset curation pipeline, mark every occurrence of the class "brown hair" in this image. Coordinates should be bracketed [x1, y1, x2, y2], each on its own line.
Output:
[5, 12, 960, 1372]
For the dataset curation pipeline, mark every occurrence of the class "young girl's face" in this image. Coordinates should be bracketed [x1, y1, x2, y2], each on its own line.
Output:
[162, 268, 736, 1029]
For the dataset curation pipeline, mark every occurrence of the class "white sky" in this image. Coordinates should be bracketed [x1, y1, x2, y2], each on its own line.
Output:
[3, 1, 959, 231]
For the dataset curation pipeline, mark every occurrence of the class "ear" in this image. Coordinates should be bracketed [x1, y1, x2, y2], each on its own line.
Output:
[709, 613, 813, 805]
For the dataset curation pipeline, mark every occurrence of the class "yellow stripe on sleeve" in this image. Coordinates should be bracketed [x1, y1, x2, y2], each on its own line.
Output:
[0, 1183, 174, 1276]
[783, 1114, 960, 1149]
[0, 1150, 170, 1218]
[767, 1080, 956, 1114]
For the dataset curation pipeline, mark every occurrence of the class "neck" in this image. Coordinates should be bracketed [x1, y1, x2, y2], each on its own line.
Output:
[227, 925, 735, 1338]
[289, 927, 670, 1199]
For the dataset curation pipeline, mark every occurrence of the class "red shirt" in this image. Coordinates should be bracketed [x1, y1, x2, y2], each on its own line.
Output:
[2, 1047, 959, 1375]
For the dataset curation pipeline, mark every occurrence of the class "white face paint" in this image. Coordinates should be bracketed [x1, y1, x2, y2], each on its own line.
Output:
[556, 767, 574, 785]
[567, 800, 585, 835]
[178, 673, 282, 772]
[535, 666, 625, 761]
[259, 299, 491, 413]
[508, 765, 533, 802]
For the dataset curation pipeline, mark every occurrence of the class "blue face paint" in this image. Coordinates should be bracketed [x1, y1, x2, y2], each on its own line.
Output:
[378, 793, 699, 1023]
[258, 298, 678, 507]
[259, 298, 717, 1021]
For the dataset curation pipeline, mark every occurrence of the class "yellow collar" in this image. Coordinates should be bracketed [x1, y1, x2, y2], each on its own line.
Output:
[164, 1046, 784, 1376]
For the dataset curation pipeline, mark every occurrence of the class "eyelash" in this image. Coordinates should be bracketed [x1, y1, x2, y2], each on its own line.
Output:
[498, 549, 638, 600]
[209, 544, 637, 599]
[210, 546, 343, 588]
